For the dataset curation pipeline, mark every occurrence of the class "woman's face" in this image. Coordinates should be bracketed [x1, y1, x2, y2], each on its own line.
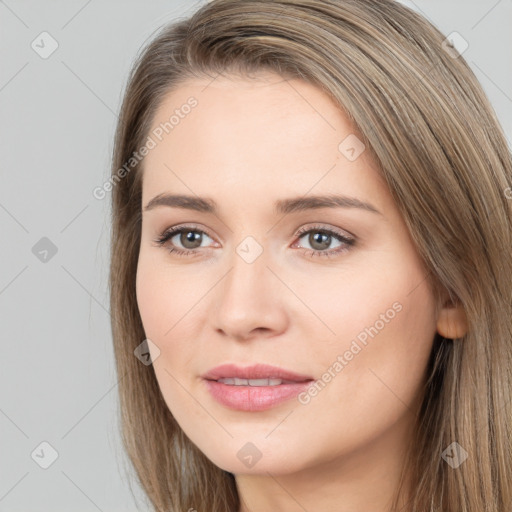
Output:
[136, 71, 439, 476]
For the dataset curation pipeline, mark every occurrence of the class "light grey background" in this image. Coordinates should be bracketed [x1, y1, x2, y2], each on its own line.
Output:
[0, 1, 510, 510]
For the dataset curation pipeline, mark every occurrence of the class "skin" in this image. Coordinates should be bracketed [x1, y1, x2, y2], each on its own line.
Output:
[136, 71, 467, 512]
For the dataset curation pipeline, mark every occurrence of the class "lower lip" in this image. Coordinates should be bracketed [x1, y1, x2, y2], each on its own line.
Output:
[203, 379, 314, 411]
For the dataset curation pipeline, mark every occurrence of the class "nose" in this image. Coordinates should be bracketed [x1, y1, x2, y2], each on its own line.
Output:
[211, 242, 289, 342]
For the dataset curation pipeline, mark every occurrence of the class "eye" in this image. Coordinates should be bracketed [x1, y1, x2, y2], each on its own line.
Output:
[153, 223, 355, 259]
[293, 225, 355, 258]
[153, 224, 216, 257]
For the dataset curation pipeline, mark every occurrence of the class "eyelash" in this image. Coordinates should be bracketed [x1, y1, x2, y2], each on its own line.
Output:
[153, 223, 355, 259]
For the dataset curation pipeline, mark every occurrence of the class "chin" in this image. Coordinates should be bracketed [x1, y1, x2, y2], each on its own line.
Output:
[198, 442, 306, 476]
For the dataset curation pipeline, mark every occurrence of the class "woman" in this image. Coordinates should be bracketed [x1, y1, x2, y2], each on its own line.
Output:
[109, 0, 512, 510]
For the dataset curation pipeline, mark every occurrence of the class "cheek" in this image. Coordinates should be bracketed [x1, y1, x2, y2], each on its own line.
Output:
[310, 271, 437, 426]
[135, 255, 198, 414]
[135, 251, 204, 373]
[278, 251, 432, 351]
[136, 256, 167, 338]
[135, 250, 199, 338]
[297, 247, 438, 406]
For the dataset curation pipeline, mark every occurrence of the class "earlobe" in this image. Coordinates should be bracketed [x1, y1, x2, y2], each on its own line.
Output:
[436, 299, 468, 339]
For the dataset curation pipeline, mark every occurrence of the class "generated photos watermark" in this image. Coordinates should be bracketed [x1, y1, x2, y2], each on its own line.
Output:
[93, 96, 198, 200]
[298, 301, 403, 405]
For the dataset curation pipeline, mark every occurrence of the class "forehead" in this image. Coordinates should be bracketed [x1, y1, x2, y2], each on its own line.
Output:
[140, 71, 389, 214]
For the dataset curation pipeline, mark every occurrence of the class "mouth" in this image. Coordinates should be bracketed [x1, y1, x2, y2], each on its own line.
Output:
[201, 363, 315, 411]
[214, 377, 306, 386]
[201, 362, 314, 383]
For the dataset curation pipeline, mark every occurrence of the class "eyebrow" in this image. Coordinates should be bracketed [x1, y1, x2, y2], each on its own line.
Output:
[143, 193, 381, 216]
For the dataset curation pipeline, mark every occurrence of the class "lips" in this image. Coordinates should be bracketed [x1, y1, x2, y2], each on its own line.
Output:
[201, 363, 314, 383]
[201, 363, 315, 411]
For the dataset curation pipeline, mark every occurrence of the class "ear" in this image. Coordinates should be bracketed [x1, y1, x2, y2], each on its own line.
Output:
[436, 296, 468, 339]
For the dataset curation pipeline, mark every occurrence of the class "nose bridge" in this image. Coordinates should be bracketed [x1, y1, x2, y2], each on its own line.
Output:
[228, 237, 269, 297]
[212, 235, 288, 339]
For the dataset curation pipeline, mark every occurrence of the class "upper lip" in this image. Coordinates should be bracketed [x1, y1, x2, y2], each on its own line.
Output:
[202, 363, 314, 382]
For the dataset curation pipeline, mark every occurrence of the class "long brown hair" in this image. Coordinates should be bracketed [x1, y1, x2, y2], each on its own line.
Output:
[109, 1, 512, 510]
